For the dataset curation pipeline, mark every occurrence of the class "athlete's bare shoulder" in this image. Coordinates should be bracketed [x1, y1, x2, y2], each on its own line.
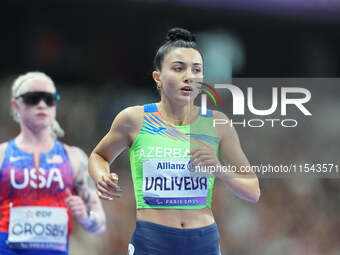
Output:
[63, 143, 88, 175]
[212, 110, 228, 119]
[110, 105, 144, 145]
[114, 105, 144, 128]
[212, 110, 233, 142]
[0, 142, 9, 168]
[63, 143, 85, 160]
[63, 143, 88, 162]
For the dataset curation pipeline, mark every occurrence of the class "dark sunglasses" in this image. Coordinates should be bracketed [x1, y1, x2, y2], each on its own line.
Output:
[15, 91, 60, 106]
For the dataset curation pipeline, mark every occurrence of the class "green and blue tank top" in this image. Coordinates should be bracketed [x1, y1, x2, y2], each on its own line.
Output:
[129, 103, 219, 209]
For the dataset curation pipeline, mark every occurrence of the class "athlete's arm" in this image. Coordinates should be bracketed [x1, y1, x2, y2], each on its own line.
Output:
[190, 111, 260, 203]
[88, 106, 144, 200]
[65, 145, 106, 234]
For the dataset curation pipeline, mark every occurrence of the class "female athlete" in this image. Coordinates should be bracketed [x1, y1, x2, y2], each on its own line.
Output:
[0, 72, 106, 255]
[89, 28, 260, 255]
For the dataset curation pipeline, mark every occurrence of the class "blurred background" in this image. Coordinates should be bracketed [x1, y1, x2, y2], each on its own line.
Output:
[1, 0, 340, 254]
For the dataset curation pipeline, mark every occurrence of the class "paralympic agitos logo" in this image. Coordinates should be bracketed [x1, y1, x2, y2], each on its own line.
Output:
[199, 83, 312, 128]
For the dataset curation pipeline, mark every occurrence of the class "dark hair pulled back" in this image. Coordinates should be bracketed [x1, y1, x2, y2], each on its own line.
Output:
[153, 28, 202, 71]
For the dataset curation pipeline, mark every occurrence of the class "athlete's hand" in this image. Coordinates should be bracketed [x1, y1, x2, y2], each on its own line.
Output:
[189, 146, 221, 171]
[96, 173, 122, 200]
[65, 188, 88, 221]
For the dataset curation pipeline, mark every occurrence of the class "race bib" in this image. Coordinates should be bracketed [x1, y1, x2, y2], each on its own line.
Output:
[143, 158, 209, 206]
[7, 206, 68, 251]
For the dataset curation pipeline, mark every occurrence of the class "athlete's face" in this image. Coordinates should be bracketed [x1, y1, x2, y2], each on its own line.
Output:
[154, 48, 203, 105]
[12, 79, 57, 131]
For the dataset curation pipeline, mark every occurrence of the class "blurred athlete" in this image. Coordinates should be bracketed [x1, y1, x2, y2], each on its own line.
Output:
[0, 72, 106, 255]
[89, 28, 260, 254]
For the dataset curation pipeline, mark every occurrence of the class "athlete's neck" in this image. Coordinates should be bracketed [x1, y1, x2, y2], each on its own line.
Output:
[16, 125, 55, 153]
[157, 101, 198, 126]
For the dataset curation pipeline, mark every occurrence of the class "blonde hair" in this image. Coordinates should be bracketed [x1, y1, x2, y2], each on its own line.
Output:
[11, 71, 65, 138]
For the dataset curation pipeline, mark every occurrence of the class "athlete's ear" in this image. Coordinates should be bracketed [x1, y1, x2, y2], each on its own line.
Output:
[11, 98, 20, 111]
[152, 71, 161, 89]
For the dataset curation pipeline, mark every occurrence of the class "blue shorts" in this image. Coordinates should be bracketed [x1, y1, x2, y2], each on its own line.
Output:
[129, 220, 221, 255]
[0, 232, 68, 255]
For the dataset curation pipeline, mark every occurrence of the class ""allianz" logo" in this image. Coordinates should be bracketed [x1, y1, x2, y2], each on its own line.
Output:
[156, 161, 191, 170]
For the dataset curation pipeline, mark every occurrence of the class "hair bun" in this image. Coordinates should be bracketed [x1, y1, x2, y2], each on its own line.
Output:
[165, 28, 196, 43]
